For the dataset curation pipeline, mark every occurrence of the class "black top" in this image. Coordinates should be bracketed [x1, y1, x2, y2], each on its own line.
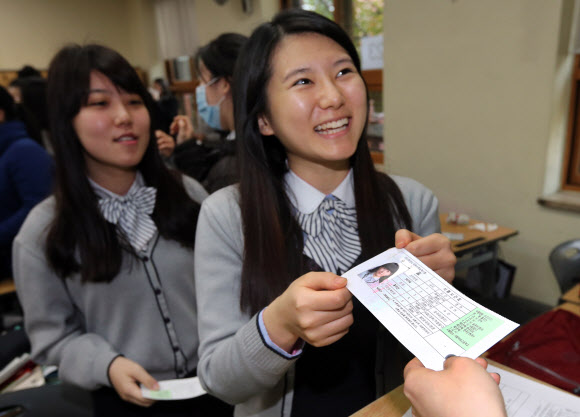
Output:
[291, 254, 380, 417]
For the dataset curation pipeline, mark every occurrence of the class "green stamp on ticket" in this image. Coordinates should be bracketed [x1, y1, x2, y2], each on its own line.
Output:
[442, 308, 503, 349]
[146, 390, 173, 400]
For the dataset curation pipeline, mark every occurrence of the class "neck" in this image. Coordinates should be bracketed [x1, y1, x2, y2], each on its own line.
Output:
[221, 95, 234, 132]
[289, 159, 350, 195]
[88, 167, 138, 195]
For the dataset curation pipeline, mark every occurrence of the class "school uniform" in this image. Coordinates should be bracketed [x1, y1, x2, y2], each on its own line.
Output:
[13, 175, 232, 416]
[194, 170, 441, 417]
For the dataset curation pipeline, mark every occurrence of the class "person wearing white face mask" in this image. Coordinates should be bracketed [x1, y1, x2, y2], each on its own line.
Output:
[171, 33, 247, 194]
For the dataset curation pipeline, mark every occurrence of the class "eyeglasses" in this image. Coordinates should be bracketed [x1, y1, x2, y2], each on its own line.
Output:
[200, 76, 220, 87]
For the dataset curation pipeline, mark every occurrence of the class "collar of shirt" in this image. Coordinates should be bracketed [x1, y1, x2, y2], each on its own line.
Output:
[284, 169, 355, 214]
[88, 172, 145, 199]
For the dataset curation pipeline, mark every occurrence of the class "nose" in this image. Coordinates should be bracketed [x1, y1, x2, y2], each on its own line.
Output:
[318, 79, 345, 109]
[114, 102, 132, 126]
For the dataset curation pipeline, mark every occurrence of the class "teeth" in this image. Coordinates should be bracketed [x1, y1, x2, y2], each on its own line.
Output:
[116, 136, 135, 142]
[315, 118, 348, 132]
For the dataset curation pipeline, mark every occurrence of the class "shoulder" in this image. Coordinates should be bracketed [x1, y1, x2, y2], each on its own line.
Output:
[4, 138, 50, 161]
[14, 196, 56, 251]
[181, 174, 209, 204]
[196, 185, 243, 250]
[389, 174, 437, 209]
[385, 174, 440, 234]
[200, 184, 240, 218]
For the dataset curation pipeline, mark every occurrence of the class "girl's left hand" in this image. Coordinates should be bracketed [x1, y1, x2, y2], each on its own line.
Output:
[395, 230, 456, 283]
[155, 130, 176, 158]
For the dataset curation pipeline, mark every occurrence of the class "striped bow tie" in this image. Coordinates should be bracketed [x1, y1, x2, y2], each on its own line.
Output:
[296, 196, 361, 274]
[98, 186, 157, 252]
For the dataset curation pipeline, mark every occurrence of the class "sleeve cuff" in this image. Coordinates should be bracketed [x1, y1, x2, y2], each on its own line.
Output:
[258, 309, 304, 358]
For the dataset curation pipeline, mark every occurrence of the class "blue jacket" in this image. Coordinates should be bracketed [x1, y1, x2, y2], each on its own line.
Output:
[0, 120, 53, 277]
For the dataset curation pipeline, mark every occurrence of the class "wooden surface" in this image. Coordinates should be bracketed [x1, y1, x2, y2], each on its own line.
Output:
[561, 283, 580, 305]
[557, 301, 580, 315]
[0, 279, 15, 296]
[351, 384, 409, 417]
[439, 214, 519, 256]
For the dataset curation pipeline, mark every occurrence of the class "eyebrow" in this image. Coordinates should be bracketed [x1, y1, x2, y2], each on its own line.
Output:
[281, 57, 355, 83]
[87, 88, 111, 95]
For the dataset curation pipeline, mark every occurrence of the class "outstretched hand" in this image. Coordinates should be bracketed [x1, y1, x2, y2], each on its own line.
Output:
[262, 272, 353, 352]
[403, 356, 505, 417]
[395, 229, 456, 283]
[170, 115, 202, 145]
[108, 356, 159, 407]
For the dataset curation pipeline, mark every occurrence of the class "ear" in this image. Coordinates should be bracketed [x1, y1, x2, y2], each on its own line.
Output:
[258, 114, 274, 136]
[222, 78, 232, 95]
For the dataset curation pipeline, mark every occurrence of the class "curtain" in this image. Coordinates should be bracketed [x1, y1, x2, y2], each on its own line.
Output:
[154, 0, 199, 60]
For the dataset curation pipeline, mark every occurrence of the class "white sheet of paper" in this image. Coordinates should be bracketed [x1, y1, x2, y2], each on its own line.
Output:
[141, 376, 206, 400]
[343, 248, 519, 371]
[402, 364, 580, 417]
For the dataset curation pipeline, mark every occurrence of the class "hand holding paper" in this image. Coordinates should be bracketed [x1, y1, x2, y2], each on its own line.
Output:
[263, 272, 353, 351]
[343, 248, 519, 371]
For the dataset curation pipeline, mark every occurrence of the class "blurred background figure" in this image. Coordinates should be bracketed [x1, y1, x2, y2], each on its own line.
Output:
[171, 32, 247, 194]
[0, 85, 53, 279]
[8, 65, 51, 153]
[151, 77, 178, 133]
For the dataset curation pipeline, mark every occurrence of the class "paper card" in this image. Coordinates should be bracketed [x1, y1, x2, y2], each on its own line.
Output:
[343, 248, 519, 371]
[141, 376, 206, 401]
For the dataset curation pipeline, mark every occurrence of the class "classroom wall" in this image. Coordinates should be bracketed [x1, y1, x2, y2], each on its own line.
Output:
[0, 0, 273, 80]
[193, 0, 273, 43]
[0, 0, 159, 71]
[383, 0, 578, 304]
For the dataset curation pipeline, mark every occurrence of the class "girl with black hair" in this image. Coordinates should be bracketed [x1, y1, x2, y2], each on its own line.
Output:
[12, 44, 231, 416]
[171, 33, 247, 193]
[194, 9, 455, 417]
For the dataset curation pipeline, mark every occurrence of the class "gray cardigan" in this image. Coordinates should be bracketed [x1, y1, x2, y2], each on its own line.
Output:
[194, 175, 441, 417]
[13, 176, 208, 390]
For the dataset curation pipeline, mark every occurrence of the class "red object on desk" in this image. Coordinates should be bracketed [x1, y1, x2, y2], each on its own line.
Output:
[486, 309, 580, 396]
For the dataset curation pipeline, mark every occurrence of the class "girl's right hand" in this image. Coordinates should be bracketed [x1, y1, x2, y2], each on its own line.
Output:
[108, 356, 159, 407]
[170, 115, 200, 145]
[262, 272, 353, 352]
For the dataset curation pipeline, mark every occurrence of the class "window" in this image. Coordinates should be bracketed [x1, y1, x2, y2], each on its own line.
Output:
[563, 54, 580, 191]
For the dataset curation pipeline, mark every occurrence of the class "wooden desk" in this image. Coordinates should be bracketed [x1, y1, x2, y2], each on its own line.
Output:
[440, 214, 518, 257]
[0, 279, 15, 296]
[440, 214, 518, 297]
[561, 283, 580, 305]
[557, 301, 580, 315]
[351, 384, 409, 417]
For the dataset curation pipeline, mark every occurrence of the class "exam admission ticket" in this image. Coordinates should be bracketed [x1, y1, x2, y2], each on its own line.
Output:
[343, 248, 519, 371]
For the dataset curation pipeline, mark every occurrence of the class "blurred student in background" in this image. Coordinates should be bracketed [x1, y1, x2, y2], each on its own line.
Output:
[0, 85, 52, 279]
[170, 33, 247, 193]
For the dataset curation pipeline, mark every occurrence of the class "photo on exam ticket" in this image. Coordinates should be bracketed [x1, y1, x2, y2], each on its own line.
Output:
[358, 260, 408, 292]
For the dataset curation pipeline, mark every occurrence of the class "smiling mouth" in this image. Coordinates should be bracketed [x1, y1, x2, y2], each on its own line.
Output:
[314, 117, 349, 135]
[114, 135, 137, 143]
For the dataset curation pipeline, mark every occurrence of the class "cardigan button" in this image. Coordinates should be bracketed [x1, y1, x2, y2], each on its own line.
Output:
[154, 288, 161, 295]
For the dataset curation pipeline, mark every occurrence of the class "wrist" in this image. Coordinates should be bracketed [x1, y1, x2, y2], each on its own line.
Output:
[263, 301, 298, 352]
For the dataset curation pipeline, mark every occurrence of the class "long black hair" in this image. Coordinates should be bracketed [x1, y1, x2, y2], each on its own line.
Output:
[46, 44, 200, 282]
[195, 33, 248, 83]
[234, 9, 412, 315]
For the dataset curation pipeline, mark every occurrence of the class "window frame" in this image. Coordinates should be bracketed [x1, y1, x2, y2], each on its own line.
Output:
[562, 54, 580, 191]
